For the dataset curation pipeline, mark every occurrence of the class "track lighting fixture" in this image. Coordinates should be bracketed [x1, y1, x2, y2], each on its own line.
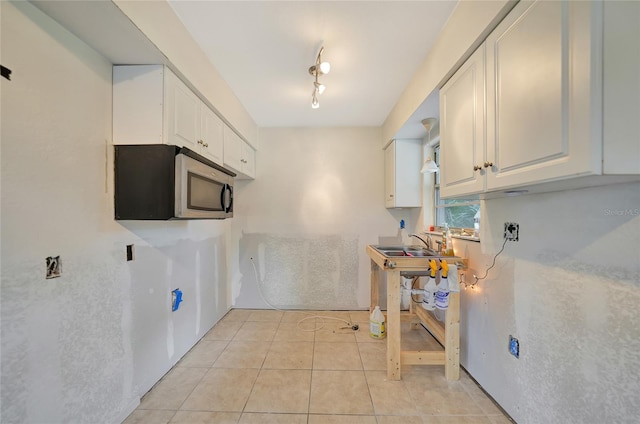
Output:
[309, 46, 330, 109]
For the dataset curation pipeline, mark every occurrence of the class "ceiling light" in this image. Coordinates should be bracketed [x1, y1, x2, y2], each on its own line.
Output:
[309, 46, 330, 109]
[319, 61, 331, 75]
[421, 118, 438, 134]
[421, 157, 439, 173]
[314, 81, 326, 95]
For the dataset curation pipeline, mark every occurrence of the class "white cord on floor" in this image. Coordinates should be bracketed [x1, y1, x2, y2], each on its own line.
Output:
[249, 257, 359, 333]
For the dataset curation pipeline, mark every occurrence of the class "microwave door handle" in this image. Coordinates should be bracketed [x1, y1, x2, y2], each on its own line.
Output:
[221, 184, 233, 213]
[225, 184, 233, 213]
[220, 184, 227, 212]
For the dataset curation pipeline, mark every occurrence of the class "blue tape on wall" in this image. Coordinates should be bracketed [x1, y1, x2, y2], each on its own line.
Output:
[172, 288, 183, 312]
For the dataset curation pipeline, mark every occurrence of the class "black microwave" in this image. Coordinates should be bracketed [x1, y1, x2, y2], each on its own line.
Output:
[114, 145, 235, 220]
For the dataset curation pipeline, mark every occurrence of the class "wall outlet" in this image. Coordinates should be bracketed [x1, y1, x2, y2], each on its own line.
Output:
[504, 222, 519, 241]
[509, 335, 519, 358]
[46, 256, 61, 279]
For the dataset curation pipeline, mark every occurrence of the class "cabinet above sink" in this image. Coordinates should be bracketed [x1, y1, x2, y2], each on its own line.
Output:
[439, 0, 640, 200]
[384, 139, 422, 208]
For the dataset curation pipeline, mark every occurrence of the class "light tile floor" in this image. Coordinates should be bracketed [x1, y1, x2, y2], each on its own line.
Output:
[124, 309, 513, 424]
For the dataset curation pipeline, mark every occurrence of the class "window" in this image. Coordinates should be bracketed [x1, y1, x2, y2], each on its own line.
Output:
[433, 144, 480, 230]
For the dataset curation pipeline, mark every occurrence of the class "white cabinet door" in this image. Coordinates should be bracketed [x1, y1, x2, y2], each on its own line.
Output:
[384, 139, 422, 208]
[384, 144, 396, 207]
[241, 142, 256, 179]
[223, 125, 242, 172]
[485, 0, 599, 190]
[165, 71, 199, 150]
[200, 106, 224, 164]
[439, 45, 485, 198]
[223, 125, 256, 180]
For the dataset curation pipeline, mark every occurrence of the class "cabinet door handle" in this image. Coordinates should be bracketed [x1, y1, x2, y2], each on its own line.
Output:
[203, 142, 208, 148]
[473, 165, 482, 171]
[484, 161, 493, 168]
[197, 139, 203, 145]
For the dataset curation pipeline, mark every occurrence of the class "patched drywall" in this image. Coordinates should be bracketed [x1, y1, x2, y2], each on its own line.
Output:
[452, 181, 640, 424]
[230, 127, 417, 310]
[125, 234, 230, 395]
[1, 3, 231, 422]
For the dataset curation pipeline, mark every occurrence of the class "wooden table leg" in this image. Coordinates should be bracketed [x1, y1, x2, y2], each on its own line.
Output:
[409, 278, 419, 330]
[370, 259, 379, 314]
[444, 291, 460, 381]
[386, 269, 401, 380]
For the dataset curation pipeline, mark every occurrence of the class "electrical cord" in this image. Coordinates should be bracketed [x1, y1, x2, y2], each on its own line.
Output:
[410, 276, 422, 304]
[468, 238, 509, 288]
[249, 257, 359, 333]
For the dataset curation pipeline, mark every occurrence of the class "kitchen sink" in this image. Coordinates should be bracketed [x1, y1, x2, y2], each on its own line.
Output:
[368, 244, 460, 276]
[370, 245, 440, 258]
[383, 250, 434, 257]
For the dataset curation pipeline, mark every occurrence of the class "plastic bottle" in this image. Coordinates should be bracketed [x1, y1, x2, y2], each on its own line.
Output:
[422, 259, 438, 310]
[369, 306, 386, 339]
[445, 224, 454, 256]
[435, 260, 450, 310]
[473, 209, 481, 238]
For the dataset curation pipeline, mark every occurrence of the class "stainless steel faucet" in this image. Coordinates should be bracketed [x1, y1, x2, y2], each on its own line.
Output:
[409, 233, 432, 250]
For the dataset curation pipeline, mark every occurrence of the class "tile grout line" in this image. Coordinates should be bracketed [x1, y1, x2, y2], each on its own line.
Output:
[238, 310, 283, 419]
[354, 323, 380, 420]
[306, 316, 315, 424]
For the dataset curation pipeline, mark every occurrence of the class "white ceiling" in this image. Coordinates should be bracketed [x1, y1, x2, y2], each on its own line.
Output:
[167, 0, 457, 131]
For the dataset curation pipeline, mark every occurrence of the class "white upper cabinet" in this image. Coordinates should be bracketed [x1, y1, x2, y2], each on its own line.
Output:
[439, 45, 485, 198]
[440, 0, 639, 199]
[485, 0, 597, 190]
[113, 65, 224, 166]
[384, 139, 422, 208]
[223, 125, 255, 180]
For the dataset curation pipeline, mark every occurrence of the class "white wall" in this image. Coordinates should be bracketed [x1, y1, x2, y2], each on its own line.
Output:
[0, 2, 230, 422]
[230, 127, 418, 310]
[450, 182, 640, 423]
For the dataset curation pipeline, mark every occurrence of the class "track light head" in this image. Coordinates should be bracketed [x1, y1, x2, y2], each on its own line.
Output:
[319, 61, 331, 75]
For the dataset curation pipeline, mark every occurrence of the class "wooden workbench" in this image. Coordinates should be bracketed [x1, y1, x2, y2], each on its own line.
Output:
[366, 244, 461, 381]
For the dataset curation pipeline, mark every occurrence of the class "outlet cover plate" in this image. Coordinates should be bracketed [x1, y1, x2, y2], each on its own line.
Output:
[504, 222, 519, 241]
[46, 256, 61, 279]
[509, 335, 519, 358]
